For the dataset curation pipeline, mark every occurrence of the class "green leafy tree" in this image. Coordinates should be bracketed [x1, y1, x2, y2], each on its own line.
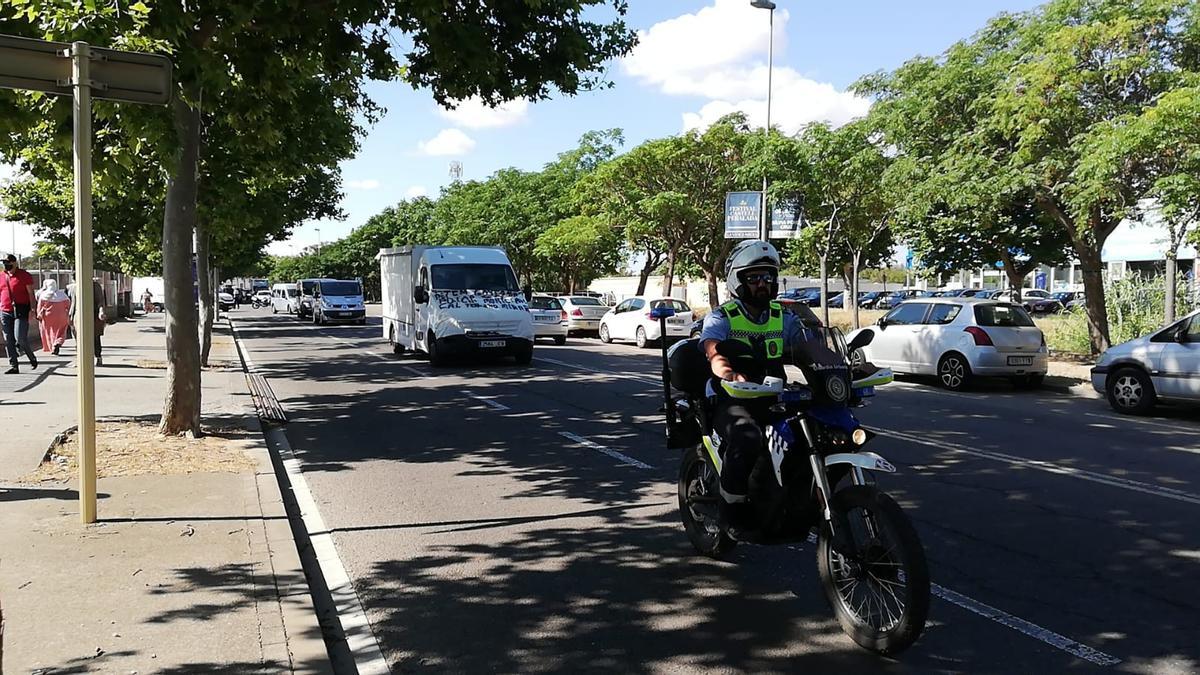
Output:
[1, 1, 636, 433]
[534, 215, 621, 292]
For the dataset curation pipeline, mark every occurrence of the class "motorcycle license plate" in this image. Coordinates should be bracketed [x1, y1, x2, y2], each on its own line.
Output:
[479, 340, 506, 348]
[1008, 355, 1033, 366]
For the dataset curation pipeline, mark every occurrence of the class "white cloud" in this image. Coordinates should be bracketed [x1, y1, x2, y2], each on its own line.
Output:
[404, 185, 428, 199]
[416, 128, 476, 156]
[347, 179, 381, 190]
[437, 97, 530, 129]
[623, 0, 869, 134]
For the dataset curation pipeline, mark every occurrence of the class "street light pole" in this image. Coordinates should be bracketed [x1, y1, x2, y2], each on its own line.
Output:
[751, 0, 776, 240]
[315, 228, 321, 255]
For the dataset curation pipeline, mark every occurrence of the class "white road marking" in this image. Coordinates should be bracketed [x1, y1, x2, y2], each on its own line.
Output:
[402, 365, 427, 378]
[1082, 411, 1200, 434]
[463, 390, 510, 411]
[535, 356, 660, 384]
[875, 426, 1200, 506]
[930, 584, 1121, 666]
[558, 431, 654, 469]
[267, 427, 391, 675]
[326, 332, 393, 362]
[230, 321, 390, 674]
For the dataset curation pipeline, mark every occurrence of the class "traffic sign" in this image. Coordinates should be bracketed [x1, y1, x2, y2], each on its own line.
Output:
[0, 34, 171, 104]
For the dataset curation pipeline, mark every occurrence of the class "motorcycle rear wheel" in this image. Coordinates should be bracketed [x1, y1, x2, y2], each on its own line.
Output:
[678, 449, 736, 558]
[817, 485, 929, 655]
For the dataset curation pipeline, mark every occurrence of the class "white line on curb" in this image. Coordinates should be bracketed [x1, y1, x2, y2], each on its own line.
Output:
[268, 428, 391, 675]
[462, 390, 510, 411]
[558, 431, 653, 469]
[230, 321, 390, 674]
[875, 426, 1200, 506]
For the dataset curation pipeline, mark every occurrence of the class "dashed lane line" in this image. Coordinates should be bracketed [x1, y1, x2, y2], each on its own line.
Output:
[874, 426, 1200, 507]
[463, 390, 510, 411]
[558, 431, 654, 470]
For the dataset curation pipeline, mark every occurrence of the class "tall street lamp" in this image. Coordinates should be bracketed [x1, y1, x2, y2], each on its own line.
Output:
[751, 0, 776, 240]
[315, 228, 322, 255]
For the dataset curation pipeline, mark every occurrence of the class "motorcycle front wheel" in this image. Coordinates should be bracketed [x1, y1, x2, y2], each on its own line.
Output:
[817, 485, 929, 655]
[678, 449, 736, 559]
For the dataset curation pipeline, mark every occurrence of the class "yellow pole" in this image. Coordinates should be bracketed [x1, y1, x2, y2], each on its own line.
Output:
[72, 42, 97, 524]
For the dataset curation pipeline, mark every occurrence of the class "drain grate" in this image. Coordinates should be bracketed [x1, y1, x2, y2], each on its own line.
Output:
[246, 372, 288, 424]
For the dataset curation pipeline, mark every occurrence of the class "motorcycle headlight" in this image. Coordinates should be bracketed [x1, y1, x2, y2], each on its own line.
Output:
[851, 428, 868, 446]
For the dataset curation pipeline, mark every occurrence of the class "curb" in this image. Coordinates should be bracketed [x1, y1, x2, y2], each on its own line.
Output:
[225, 319, 334, 674]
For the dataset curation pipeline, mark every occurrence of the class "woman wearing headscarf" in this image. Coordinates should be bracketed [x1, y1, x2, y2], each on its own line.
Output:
[36, 279, 70, 356]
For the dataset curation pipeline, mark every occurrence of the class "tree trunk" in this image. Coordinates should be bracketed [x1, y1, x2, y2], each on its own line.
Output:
[196, 220, 214, 367]
[159, 90, 203, 437]
[662, 246, 677, 296]
[1164, 253, 1177, 325]
[851, 250, 862, 329]
[636, 255, 654, 296]
[1076, 245, 1110, 354]
[704, 267, 719, 308]
[818, 252, 830, 328]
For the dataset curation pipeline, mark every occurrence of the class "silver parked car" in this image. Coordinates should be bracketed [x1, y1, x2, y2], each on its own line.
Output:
[1091, 309, 1200, 414]
[529, 295, 568, 345]
[556, 295, 609, 335]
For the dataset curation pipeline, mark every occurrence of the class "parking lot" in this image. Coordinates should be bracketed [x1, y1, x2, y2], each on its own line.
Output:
[226, 302, 1200, 673]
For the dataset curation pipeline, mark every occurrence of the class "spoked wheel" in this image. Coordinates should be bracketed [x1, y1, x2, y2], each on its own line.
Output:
[937, 352, 971, 391]
[817, 486, 930, 655]
[678, 449, 736, 558]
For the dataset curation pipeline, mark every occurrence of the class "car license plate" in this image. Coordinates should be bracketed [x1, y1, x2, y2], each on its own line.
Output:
[535, 315, 555, 322]
[479, 340, 505, 348]
[667, 318, 684, 324]
[1008, 355, 1033, 366]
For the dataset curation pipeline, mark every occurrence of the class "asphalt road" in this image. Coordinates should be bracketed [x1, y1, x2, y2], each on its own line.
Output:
[231, 305, 1200, 674]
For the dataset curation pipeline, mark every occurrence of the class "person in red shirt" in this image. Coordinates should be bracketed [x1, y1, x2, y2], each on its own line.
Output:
[1, 254, 38, 374]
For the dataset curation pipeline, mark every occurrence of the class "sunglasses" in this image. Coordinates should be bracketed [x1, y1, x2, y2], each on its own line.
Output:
[743, 272, 776, 284]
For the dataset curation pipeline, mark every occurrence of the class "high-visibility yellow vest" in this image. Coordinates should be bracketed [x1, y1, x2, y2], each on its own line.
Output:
[721, 300, 785, 369]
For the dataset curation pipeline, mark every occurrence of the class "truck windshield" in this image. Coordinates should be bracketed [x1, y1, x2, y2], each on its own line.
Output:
[319, 281, 361, 296]
[431, 264, 519, 292]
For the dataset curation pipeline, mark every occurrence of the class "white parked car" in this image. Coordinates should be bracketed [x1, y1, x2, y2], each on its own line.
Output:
[557, 295, 610, 335]
[1091, 309, 1200, 414]
[218, 291, 236, 311]
[846, 298, 1048, 390]
[529, 295, 568, 345]
[599, 297, 694, 348]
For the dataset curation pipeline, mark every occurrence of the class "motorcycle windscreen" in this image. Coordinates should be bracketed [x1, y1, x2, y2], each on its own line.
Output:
[790, 339, 853, 406]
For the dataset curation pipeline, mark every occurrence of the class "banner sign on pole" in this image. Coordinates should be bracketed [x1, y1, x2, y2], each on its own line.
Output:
[0, 34, 172, 104]
[724, 191, 761, 239]
[769, 204, 804, 239]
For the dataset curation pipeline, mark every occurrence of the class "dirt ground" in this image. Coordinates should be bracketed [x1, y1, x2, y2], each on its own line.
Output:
[22, 420, 258, 483]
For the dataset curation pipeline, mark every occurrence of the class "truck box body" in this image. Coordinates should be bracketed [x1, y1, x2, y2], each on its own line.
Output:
[378, 246, 533, 363]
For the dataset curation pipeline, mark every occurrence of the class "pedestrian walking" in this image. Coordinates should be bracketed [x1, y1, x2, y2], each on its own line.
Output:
[69, 278, 107, 367]
[36, 279, 71, 356]
[1, 254, 38, 374]
[141, 287, 155, 314]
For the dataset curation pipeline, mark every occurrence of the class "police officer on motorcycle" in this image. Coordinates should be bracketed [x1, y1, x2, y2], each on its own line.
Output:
[698, 239, 820, 512]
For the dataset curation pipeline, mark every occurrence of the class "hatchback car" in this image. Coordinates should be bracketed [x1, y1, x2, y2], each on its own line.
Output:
[846, 298, 1048, 390]
[218, 291, 236, 311]
[556, 295, 609, 335]
[1091, 309, 1200, 414]
[600, 297, 694, 348]
[529, 295, 568, 345]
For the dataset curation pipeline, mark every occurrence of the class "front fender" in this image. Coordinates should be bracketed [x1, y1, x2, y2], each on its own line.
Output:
[824, 451, 896, 474]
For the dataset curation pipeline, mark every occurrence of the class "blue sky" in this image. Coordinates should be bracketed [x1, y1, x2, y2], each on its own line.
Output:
[1, 1, 1045, 258]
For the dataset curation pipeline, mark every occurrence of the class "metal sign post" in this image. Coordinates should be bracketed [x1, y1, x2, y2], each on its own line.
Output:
[0, 34, 171, 523]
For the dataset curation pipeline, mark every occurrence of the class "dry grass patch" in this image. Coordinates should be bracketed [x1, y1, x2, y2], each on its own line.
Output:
[23, 421, 257, 483]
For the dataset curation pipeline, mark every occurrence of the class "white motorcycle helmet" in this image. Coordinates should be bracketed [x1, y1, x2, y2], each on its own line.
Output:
[725, 239, 781, 303]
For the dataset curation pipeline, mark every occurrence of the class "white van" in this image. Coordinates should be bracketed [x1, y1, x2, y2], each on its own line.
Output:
[271, 283, 298, 314]
[378, 246, 534, 365]
[311, 278, 366, 325]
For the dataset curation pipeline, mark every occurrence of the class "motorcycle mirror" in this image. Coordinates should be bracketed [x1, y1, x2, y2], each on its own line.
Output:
[847, 330, 875, 351]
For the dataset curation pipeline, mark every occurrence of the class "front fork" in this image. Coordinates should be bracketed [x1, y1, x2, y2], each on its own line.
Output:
[797, 418, 873, 552]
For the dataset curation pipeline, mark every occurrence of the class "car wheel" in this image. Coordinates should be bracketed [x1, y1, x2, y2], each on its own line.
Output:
[514, 345, 534, 365]
[554, 336, 566, 346]
[1106, 367, 1156, 415]
[635, 326, 650, 349]
[271, 305, 277, 314]
[599, 323, 612, 344]
[937, 352, 972, 391]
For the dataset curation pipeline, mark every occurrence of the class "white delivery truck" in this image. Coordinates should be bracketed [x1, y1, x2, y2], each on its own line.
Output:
[378, 245, 534, 365]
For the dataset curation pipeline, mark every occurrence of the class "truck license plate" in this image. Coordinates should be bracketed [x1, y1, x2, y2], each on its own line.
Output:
[479, 340, 505, 348]
[1008, 355, 1033, 366]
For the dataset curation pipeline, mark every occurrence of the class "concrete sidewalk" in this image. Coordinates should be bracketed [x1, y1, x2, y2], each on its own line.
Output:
[0, 313, 330, 673]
